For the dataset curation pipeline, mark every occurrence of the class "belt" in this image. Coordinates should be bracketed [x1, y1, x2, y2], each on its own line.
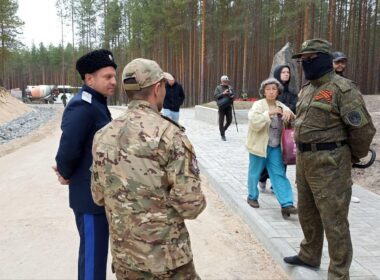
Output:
[297, 140, 347, 152]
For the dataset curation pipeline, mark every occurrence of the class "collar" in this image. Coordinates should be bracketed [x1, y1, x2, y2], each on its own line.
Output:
[310, 71, 334, 87]
[81, 85, 108, 104]
[128, 100, 159, 114]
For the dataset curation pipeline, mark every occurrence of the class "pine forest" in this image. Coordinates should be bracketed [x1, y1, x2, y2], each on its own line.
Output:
[0, 0, 379, 106]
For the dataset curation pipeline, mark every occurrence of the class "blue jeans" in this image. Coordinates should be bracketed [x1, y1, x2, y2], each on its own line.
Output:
[247, 146, 294, 208]
[162, 109, 180, 123]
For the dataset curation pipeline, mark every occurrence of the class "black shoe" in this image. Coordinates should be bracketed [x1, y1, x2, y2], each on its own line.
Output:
[221, 135, 226, 141]
[281, 206, 298, 218]
[283, 255, 319, 269]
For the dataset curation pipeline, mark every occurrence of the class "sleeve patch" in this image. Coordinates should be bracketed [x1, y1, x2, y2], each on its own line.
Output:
[346, 111, 362, 126]
[191, 156, 200, 177]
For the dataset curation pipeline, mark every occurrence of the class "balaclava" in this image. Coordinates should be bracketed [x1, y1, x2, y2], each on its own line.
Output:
[302, 53, 333, 80]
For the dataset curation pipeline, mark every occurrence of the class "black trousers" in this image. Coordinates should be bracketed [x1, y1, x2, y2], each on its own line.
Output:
[259, 165, 287, 183]
[218, 106, 232, 136]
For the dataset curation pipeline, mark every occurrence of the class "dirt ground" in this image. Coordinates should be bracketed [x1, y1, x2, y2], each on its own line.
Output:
[0, 106, 288, 279]
[0, 91, 32, 124]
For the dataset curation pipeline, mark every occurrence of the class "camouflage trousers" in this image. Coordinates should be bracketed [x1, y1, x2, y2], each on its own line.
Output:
[296, 145, 352, 280]
[113, 260, 201, 280]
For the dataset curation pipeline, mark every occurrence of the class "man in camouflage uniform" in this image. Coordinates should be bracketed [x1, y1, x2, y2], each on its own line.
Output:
[283, 39, 376, 280]
[91, 58, 207, 280]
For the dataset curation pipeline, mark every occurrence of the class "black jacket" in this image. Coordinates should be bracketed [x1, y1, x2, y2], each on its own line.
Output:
[55, 85, 112, 214]
[214, 84, 235, 110]
[273, 65, 298, 114]
[163, 81, 185, 112]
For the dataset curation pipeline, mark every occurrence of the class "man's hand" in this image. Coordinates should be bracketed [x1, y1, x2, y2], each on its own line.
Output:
[52, 166, 70, 185]
[223, 89, 230, 95]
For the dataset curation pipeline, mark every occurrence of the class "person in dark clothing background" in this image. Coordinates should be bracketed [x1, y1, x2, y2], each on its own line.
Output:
[276, 65, 297, 114]
[214, 75, 235, 141]
[162, 75, 185, 123]
[332, 51, 348, 77]
[259, 65, 298, 192]
[53, 49, 117, 280]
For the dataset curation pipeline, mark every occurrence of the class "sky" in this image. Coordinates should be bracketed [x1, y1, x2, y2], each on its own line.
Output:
[17, 0, 64, 47]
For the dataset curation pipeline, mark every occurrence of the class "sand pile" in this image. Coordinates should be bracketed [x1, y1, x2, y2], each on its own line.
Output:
[0, 87, 33, 125]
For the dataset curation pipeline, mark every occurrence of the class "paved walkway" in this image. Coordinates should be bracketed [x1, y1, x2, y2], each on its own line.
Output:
[179, 108, 380, 280]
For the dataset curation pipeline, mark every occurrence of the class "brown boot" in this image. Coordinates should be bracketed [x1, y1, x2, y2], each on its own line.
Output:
[281, 206, 298, 217]
[247, 198, 259, 208]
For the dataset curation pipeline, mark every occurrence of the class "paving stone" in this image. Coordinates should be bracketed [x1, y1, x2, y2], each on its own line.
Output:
[180, 108, 380, 279]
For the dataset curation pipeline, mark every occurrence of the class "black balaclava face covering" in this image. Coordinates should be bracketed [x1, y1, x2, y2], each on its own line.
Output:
[302, 53, 333, 80]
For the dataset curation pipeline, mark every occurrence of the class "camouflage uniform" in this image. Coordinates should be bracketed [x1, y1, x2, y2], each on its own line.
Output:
[292, 39, 376, 280]
[91, 58, 206, 280]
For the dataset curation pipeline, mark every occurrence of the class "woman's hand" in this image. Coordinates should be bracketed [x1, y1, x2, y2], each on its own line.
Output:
[282, 110, 293, 123]
[269, 107, 283, 116]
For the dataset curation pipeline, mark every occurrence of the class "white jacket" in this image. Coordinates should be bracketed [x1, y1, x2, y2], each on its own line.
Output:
[246, 99, 293, 157]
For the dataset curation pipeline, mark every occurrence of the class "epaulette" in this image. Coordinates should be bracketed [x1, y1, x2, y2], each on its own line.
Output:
[333, 75, 353, 93]
[161, 114, 185, 131]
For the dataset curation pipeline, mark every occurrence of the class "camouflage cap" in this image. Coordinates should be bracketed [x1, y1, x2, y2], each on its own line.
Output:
[292, 38, 332, 59]
[122, 58, 174, 91]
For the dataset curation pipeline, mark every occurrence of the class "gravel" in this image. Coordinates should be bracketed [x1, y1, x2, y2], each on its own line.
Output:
[0, 106, 56, 144]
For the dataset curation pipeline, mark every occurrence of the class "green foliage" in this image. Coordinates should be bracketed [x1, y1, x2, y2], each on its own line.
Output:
[0, 0, 24, 83]
[0, 0, 379, 103]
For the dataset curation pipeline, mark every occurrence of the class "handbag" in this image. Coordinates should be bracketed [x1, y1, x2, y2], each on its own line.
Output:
[281, 127, 297, 165]
[216, 95, 233, 110]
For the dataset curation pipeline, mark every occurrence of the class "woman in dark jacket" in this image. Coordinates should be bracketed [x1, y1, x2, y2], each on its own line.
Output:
[259, 64, 298, 192]
[274, 65, 297, 114]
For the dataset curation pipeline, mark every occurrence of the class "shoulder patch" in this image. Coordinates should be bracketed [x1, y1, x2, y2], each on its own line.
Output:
[346, 110, 363, 126]
[161, 114, 185, 131]
[81, 91, 92, 104]
[180, 134, 200, 177]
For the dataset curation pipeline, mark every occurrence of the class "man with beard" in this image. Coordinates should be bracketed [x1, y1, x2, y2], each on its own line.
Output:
[91, 58, 206, 279]
[332, 51, 348, 77]
[283, 39, 376, 280]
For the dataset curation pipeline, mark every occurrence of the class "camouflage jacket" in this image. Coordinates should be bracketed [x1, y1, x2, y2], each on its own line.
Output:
[295, 71, 376, 161]
[91, 100, 206, 273]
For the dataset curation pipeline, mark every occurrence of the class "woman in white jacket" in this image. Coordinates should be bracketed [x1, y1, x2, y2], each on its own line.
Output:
[246, 78, 297, 217]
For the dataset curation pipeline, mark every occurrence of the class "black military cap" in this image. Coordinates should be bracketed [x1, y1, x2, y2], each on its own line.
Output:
[332, 51, 347, 62]
[76, 49, 117, 80]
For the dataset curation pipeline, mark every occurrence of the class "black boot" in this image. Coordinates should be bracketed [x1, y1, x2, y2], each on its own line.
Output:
[281, 205, 298, 218]
[283, 255, 319, 269]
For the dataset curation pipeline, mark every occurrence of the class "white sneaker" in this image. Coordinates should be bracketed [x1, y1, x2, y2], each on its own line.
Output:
[351, 196, 360, 203]
[259, 181, 266, 192]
